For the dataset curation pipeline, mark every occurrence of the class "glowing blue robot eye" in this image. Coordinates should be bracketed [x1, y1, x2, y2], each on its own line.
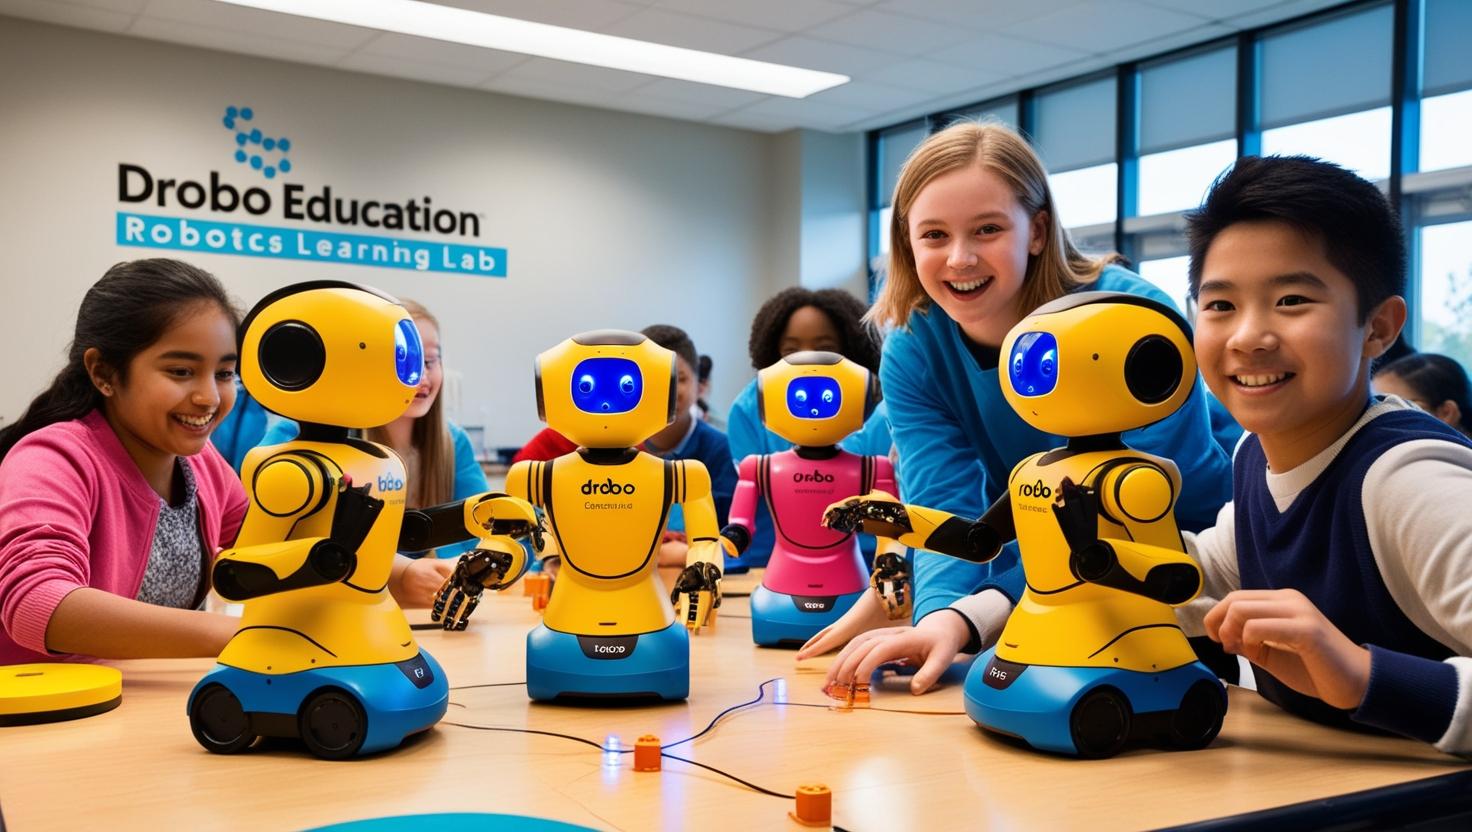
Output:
[787, 377, 842, 420]
[570, 358, 643, 415]
[394, 319, 423, 387]
[1009, 332, 1060, 397]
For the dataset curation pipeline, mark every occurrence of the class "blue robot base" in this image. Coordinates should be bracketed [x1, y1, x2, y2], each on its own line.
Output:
[526, 620, 689, 702]
[749, 584, 864, 647]
[962, 646, 1226, 758]
[187, 649, 449, 760]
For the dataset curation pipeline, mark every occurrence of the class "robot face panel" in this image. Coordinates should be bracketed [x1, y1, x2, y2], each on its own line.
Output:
[1008, 332, 1059, 398]
[535, 331, 674, 448]
[240, 282, 422, 429]
[787, 376, 842, 419]
[570, 357, 643, 415]
[758, 351, 877, 447]
[999, 292, 1196, 437]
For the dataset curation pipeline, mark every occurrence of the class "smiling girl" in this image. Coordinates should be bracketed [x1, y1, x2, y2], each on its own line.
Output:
[801, 123, 1235, 693]
[0, 259, 250, 662]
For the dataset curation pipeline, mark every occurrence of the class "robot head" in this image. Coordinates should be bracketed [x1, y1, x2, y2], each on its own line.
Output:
[757, 351, 879, 447]
[239, 281, 423, 429]
[1000, 292, 1196, 437]
[535, 330, 676, 449]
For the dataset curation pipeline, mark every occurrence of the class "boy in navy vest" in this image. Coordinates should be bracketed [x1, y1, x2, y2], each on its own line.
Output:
[1185, 155, 1472, 753]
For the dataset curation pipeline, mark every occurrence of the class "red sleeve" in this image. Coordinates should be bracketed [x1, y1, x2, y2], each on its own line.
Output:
[512, 428, 577, 463]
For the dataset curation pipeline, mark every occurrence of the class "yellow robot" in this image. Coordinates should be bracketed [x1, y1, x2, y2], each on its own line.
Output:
[825, 292, 1226, 757]
[187, 281, 539, 760]
[464, 329, 723, 701]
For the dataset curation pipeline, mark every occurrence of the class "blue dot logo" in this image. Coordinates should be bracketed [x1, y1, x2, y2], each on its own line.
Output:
[222, 105, 293, 179]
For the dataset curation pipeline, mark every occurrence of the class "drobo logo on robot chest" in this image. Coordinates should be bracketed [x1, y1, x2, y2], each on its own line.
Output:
[376, 474, 405, 493]
[581, 478, 637, 496]
[792, 470, 835, 484]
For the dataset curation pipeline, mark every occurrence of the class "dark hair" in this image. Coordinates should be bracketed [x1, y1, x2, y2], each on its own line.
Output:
[748, 287, 880, 372]
[1375, 352, 1472, 435]
[697, 354, 712, 383]
[0, 259, 240, 461]
[641, 324, 698, 374]
[1186, 156, 1405, 322]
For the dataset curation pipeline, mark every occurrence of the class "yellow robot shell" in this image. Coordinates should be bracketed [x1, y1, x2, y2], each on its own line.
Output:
[535, 330, 676, 449]
[757, 351, 876, 447]
[240, 282, 419, 429]
[999, 292, 1197, 436]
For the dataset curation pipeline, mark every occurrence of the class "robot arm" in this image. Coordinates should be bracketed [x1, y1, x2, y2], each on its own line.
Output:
[668, 460, 723, 634]
[717, 455, 761, 557]
[214, 470, 382, 601]
[1052, 478, 1201, 607]
[822, 491, 1013, 564]
[421, 491, 543, 631]
[867, 455, 911, 620]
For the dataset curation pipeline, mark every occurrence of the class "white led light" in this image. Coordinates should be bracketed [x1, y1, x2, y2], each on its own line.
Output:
[212, 0, 849, 98]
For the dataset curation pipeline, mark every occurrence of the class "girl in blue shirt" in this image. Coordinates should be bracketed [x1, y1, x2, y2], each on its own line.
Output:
[803, 123, 1234, 694]
[258, 298, 488, 560]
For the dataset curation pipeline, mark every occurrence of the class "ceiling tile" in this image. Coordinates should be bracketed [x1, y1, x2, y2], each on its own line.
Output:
[1000, 0, 1212, 54]
[494, 56, 661, 93]
[127, 15, 353, 66]
[874, 0, 1089, 31]
[928, 33, 1089, 76]
[336, 51, 496, 88]
[601, 8, 782, 53]
[724, 94, 879, 130]
[607, 93, 735, 121]
[652, 0, 854, 32]
[1223, 0, 1349, 30]
[861, 57, 1009, 96]
[806, 9, 980, 56]
[0, 0, 134, 32]
[740, 35, 904, 77]
[805, 79, 929, 112]
[1136, 0, 1300, 19]
[431, 0, 644, 30]
[142, 0, 379, 49]
[353, 32, 527, 75]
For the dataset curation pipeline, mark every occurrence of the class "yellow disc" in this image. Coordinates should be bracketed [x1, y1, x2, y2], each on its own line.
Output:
[0, 664, 122, 726]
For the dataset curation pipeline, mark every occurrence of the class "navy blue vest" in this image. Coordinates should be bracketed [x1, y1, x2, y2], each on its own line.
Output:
[1235, 405, 1472, 729]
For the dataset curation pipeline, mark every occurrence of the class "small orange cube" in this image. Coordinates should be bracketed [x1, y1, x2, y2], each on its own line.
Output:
[633, 734, 661, 772]
[789, 783, 832, 827]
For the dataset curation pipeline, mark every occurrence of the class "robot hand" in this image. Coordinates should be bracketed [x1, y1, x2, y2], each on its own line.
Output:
[330, 482, 385, 553]
[1051, 477, 1101, 555]
[431, 539, 528, 631]
[1054, 478, 1199, 605]
[822, 491, 911, 537]
[469, 495, 545, 552]
[670, 562, 722, 634]
[869, 552, 912, 621]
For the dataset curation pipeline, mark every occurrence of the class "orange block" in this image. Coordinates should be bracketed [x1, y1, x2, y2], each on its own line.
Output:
[789, 783, 832, 828]
[633, 734, 661, 772]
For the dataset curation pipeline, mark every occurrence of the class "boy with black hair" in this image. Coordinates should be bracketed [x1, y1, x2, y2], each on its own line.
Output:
[639, 325, 737, 566]
[1185, 155, 1472, 752]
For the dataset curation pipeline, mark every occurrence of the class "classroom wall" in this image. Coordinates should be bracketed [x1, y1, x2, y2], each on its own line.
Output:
[0, 16, 866, 448]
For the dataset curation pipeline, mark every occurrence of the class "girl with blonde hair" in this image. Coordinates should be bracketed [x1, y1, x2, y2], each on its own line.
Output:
[800, 122, 1234, 695]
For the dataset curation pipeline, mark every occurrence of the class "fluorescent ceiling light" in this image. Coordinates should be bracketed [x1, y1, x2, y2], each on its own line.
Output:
[211, 0, 849, 98]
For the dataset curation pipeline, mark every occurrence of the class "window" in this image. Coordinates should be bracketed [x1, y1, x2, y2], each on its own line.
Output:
[1258, 4, 1393, 180]
[874, 121, 928, 257]
[1419, 0, 1472, 172]
[1138, 47, 1236, 216]
[934, 98, 1020, 133]
[1035, 77, 1118, 229]
[1418, 221, 1472, 368]
[1138, 256, 1192, 317]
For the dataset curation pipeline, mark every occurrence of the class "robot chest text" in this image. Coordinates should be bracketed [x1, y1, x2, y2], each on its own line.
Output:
[547, 456, 669, 579]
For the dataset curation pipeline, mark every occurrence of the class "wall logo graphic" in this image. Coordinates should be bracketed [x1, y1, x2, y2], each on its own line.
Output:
[115, 104, 506, 278]
[223, 106, 291, 179]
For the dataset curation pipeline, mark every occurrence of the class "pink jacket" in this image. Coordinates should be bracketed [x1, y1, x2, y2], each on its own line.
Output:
[0, 410, 248, 664]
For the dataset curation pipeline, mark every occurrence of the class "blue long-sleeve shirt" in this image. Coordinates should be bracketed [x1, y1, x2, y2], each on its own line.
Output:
[258, 417, 489, 558]
[883, 266, 1235, 621]
[726, 378, 893, 568]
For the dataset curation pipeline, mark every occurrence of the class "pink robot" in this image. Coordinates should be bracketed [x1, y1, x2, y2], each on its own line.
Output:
[720, 352, 907, 646]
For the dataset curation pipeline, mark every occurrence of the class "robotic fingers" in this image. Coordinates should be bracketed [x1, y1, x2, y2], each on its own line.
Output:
[431, 537, 531, 631]
[869, 552, 912, 621]
[467, 494, 545, 551]
[821, 491, 911, 537]
[670, 562, 723, 634]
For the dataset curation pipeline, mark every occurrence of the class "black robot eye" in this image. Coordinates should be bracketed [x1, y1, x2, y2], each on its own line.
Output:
[619, 374, 636, 395]
[578, 374, 595, 394]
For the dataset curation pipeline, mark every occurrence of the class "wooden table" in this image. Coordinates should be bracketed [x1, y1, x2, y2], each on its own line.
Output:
[2, 580, 1466, 832]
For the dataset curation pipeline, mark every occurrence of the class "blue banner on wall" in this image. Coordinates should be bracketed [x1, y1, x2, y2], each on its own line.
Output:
[116, 211, 506, 277]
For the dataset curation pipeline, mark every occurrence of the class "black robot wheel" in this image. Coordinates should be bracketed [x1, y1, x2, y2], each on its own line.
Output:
[190, 684, 257, 754]
[299, 688, 367, 760]
[1167, 681, 1226, 751]
[1069, 687, 1132, 759]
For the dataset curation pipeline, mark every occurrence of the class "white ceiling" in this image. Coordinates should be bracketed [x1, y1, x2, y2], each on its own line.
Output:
[0, 0, 1348, 133]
